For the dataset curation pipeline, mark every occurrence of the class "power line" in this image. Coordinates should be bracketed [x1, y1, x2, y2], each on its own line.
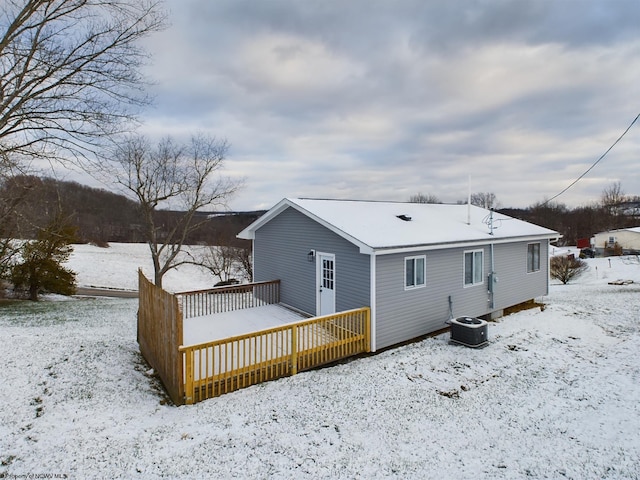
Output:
[542, 112, 640, 205]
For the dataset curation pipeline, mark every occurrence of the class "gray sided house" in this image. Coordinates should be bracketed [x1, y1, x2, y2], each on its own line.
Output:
[238, 198, 559, 351]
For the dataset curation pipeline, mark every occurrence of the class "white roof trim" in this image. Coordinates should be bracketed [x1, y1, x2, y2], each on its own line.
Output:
[237, 198, 375, 253]
[375, 234, 559, 256]
[237, 198, 289, 240]
[238, 198, 560, 255]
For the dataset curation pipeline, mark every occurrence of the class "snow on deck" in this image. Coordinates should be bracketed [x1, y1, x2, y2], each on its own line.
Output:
[183, 304, 308, 346]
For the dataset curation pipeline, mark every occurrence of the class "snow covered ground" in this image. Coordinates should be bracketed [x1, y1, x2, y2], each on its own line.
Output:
[1, 246, 640, 479]
[64, 242, 218, 292]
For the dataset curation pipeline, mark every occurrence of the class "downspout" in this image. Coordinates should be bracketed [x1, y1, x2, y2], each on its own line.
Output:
[445, 295, 454, 325]
[487, 209, 496, 310]
[488, 243, 495, 309]
[369, 251, 377, 352]
[546, 240, 551, 296]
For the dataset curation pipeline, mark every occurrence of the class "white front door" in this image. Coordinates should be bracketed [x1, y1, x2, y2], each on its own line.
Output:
[317, 253, 336, 316]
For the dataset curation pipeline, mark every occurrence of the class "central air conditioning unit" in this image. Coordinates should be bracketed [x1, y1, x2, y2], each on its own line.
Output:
[449, 316, 488, 348]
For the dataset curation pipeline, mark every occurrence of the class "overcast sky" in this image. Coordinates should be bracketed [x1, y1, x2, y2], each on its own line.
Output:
[134, 0, 640, 211]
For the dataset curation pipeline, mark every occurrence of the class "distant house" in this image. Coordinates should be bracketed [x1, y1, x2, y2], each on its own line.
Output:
[238, 198, 559, 351]
[593, 227, 640, 255]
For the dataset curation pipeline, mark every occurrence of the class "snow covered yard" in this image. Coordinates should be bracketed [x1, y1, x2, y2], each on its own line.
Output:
[1, 251, 640, 479]
[64, 243, 217, 292]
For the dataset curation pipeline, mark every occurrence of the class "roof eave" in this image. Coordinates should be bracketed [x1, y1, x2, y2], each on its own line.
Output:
[237, 198, 375, 254]
[372, 232, 560, 255]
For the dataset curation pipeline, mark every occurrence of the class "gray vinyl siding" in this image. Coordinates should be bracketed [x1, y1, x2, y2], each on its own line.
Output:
[375, 246, 489, 349]
[253, 207, 370, 315]
[253, 206, 550, 350]
[492, 240, 549, 308]
[374, 240, 550, 350]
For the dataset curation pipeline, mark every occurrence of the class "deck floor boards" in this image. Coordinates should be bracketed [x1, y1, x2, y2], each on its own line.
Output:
[182, 304, 308, 346]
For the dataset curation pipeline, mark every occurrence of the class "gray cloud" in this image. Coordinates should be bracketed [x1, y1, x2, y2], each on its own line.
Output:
[137, 0, 640, 210]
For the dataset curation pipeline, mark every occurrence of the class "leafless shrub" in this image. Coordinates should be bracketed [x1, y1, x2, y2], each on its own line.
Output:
[550, 255, 589, 285]
[200, 245, 252, 284]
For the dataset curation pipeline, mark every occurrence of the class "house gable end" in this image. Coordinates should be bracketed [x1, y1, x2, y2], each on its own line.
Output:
[252, 206, 371, 316]
[238, 198, 374, 253]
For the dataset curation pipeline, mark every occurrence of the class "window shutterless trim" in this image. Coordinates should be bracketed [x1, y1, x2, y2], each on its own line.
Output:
[527, 242, 541, 273]
[404, 255, 426, 290]
[463, 249, 484, 287]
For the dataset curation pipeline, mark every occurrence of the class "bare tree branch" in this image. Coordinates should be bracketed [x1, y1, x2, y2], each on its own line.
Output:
[470, 192, 499, 210]
[0, 0, 166, 169]
[113, 134, 243, 288]
[409, 192, 441, 204]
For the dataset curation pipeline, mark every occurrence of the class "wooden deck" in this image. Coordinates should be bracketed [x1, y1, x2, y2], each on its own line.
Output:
[183, 303, 308, 345]
[180, 307, 370, 404]
[137, 272, 370, 405]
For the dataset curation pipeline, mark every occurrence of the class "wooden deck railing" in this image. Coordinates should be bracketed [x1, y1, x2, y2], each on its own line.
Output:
[137, 270, 184, 405]
[139, 273, 371, 405]
[179, 307, 371, 404]
[178, 280, 280, 319]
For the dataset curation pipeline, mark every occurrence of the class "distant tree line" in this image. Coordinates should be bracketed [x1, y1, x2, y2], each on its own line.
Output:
[0, 175, 261, 247]
[500, 183, 640, 246]
[5, 177, 638, 254]
[411, 182, 640, 246]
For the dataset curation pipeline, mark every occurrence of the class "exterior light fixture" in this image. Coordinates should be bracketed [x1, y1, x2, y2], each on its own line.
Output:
[307, 250, 316, 262]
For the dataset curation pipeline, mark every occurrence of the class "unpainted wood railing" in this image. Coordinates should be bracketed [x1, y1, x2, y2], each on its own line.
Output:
[179, 307, 371, 404]
[178, 280, 280, 319]
[137, 270, 184, 405]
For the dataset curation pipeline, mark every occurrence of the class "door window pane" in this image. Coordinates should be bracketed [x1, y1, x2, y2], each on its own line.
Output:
[323, 259, 334, 289]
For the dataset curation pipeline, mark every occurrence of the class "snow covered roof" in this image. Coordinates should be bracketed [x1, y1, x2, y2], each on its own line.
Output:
[597, 226, 640, 235]
[238, 198, 560, 254]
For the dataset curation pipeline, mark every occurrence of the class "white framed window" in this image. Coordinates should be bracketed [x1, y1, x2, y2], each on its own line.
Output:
[405, 255, 426, 289]
[464, 249, 484, 286]
[527, 243, 541, 273]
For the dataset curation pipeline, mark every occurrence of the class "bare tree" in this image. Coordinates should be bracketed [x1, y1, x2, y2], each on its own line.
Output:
[409, 193, 441, 204]
[601, 181, 626, 208]
[601, 181, 628, 229]
[206, 246, 234, 284]
[200, 245, 252, 285]
[232, 245, 253, 281]
[114, 134, 242, 288]
[201, 246, 237, 285]
[550, 255, 589, 285]
[0, 0, 165, 170]
[470, 192, 499, 210]
[0, 0, 164, 276]
[0, 171, 39, 278]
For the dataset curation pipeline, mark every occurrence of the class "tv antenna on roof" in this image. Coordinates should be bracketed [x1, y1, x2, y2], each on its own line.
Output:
[484, 209, 501, 235]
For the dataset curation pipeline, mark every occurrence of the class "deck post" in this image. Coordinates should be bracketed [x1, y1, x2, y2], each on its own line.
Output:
[365, 308, 372, 352]
[290, 326, 298, 375]
[175, 306, 370, 404]
[183, 348, 194, 405]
